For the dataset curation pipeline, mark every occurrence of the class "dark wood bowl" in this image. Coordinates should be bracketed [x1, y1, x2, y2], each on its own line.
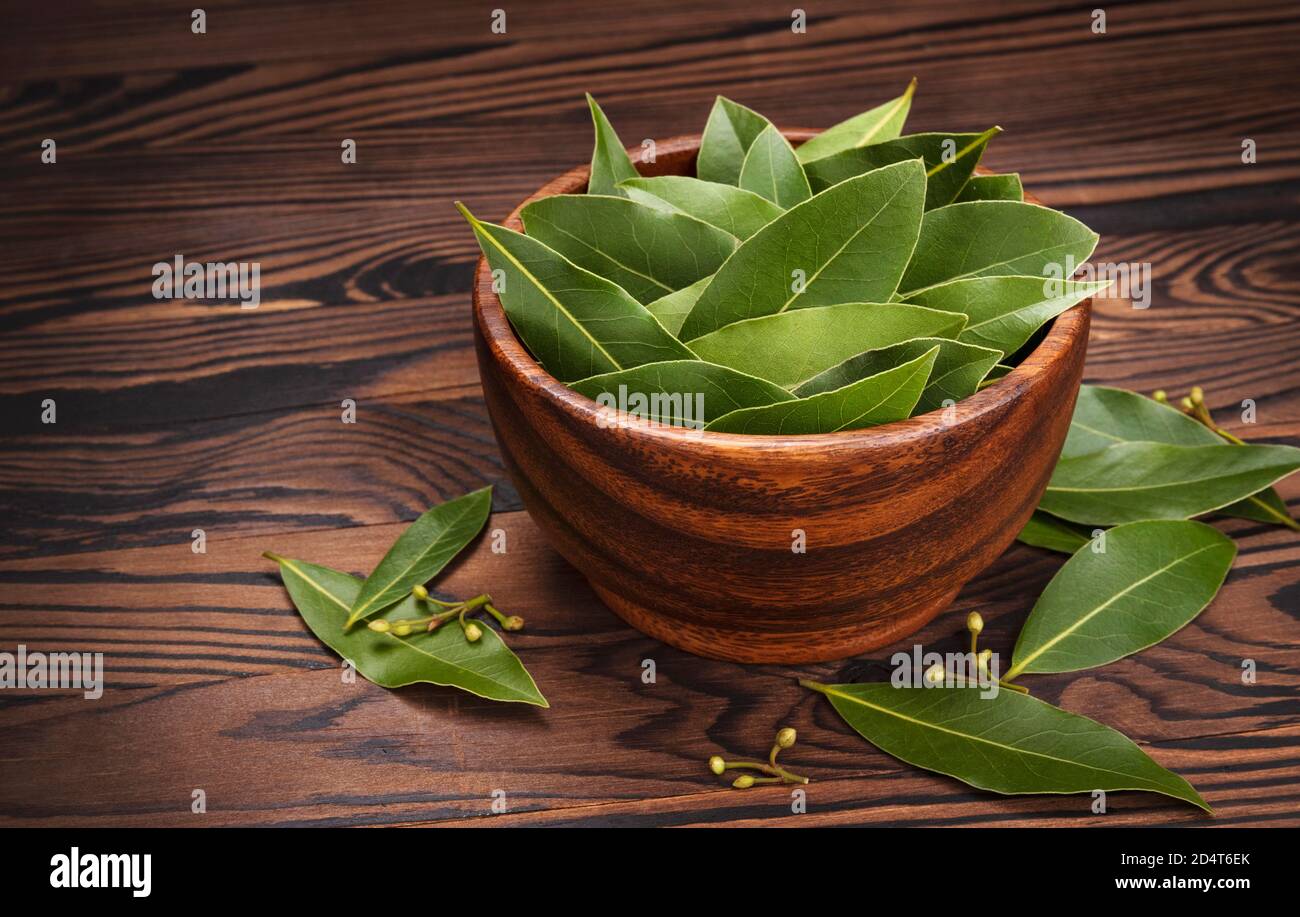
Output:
[472, 130, 1090, 663]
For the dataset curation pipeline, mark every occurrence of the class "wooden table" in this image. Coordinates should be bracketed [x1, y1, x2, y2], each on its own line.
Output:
[2, 0, 1297, 827]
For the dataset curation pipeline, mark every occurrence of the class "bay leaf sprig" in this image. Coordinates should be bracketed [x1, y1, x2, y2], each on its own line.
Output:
[708, 726, 809, 789]
[1029, 384, 1300, 531]
[264, 487, 547, 706]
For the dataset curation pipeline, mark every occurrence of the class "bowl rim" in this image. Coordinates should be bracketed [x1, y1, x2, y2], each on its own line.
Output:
[471, 128, 1090, 452]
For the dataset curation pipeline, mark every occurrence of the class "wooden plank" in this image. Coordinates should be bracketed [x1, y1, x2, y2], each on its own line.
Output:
[420, 724, 1300, 827]
[1, 506, 1296, 825]
[0, 387, 518, 558]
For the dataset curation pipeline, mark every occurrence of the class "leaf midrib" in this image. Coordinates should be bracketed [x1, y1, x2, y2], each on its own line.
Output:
[1046, 465, 1285, 494]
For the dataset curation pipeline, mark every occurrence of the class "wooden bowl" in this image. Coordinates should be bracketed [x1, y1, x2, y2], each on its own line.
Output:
[472, 130, 1090, 663]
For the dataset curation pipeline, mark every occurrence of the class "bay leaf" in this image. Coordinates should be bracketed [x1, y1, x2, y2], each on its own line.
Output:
[1016, 510, 1093, 554]
[955, 172, 1023, 202]
[1064, 385, 1298, 529]
[347, 486, 493, 627]
[794, 78, 916, 163]
[897, 201, 1100, 298]
[1007, 519, 1236, 677]
[905, 275, 1110, 358]
[521, 194, 735, 304]
[267, 554, 546, 705]
[977, 363, 1014, 390]
[678, 159, 927, 341]
[802, 681, 1209, 811]
[1223, 486, 1298, 529]
[458, 203, 693, 381]
[585, 93, 639, 197]
[803, 128, 1000, 209]
[686, 301, 965, 390]
[1038, 441, 1300, 525]
[697, 96, 773, 185]
[644, 275, 710, 337]
[619, 175, 784, 240]
[705, 347, 937, 434]
[738, 124, 812, 208]
[793, 336, 1000, 415]
[1066, 384, 1250, 457]
[570, 360, 793, 425]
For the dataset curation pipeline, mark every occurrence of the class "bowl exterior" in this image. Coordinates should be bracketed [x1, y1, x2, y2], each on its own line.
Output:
[471, 133, 1090, 663]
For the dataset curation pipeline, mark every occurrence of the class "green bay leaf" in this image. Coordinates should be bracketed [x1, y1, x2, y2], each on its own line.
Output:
[585, 94, 639, 197]
[706, 347, 937, 434]
[644, 275, 710, 337]
[803, 128, 1000, 209]
[1008, 519, 1236, 677]
[459, 204, 693, 381]
[905, 275, 1109, 359]
[619, 176, 784, 240]
[269, 555, 546, 706]
[521, 194, 735, 304]
[794, 79, 916, 163]
[570, 360, 793, 425]
[697, 96, 774, 185]
[898, 201, 1099, 297]
[803, 682, 1208, 811]
[977, 363, 1014, 390]
[794, 336, 1000, 415]
[1064, 385, 1224, 458]
[738, 124, 812, 208]
[1016, 510, 1093, 554]
[347, 487, 493, 627]
[955, 172, 1023, 202]
[686, 301, 965, 390]
[678, 159, 927, 341]
[1039, 441, 1300, 525]
[1063, 386, 1299, 529]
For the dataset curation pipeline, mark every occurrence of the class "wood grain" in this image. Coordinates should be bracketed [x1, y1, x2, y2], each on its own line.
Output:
[1, 0, 1298, 826]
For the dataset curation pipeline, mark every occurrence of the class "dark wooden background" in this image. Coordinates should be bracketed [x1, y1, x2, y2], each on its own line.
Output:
[2, 0, 1298, 827]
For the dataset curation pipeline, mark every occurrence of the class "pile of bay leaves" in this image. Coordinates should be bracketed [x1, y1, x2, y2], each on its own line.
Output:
[458, 83, 1109, 432]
